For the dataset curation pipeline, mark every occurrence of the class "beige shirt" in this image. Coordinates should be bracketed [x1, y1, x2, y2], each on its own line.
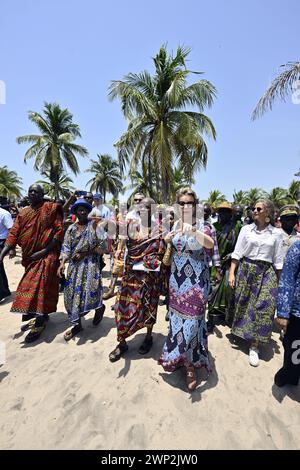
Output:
[281, 228, 300, 259]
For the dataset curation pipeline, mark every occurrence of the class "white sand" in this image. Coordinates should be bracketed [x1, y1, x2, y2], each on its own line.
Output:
[0, 254, 299, 450]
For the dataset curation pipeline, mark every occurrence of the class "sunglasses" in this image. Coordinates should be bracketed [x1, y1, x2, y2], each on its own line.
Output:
[134, 198, 143, 203]
[252, 207, 263, 212]
[178, 201, 195, 207]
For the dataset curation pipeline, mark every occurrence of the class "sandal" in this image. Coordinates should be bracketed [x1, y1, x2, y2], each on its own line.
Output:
[102, 288, 115, 300]
[109, 343, 128, 362]
[21, 318, 36, 332]
[93, 305, 106, 326]
[21, 315, 49, 332]
[64, 325, 83, 342]
[24, 325, 46, 343]
[186, 367, 197, 392]
[138, 336, 153, 355]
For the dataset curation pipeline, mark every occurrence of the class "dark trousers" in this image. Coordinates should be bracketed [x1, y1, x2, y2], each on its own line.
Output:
[279, 315, 300, 383]
[0, 239, 10, 299]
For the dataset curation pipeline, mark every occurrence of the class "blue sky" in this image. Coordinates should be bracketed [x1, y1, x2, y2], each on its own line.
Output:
[0, 0, 299, 201]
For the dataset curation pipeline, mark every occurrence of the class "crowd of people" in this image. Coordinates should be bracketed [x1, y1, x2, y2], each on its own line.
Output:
[1, 184, 300, 392]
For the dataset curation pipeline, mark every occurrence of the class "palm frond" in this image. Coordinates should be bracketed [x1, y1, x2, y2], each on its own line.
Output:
[252, 61, 300, 119]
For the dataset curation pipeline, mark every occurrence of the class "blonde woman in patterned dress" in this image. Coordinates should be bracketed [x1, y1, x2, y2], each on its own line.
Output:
[159, 188, 214, 392]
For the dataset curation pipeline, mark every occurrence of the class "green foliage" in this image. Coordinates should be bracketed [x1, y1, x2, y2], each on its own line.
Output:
[0, 166, 23, 199]
[37, 171, 75, 200]
[86, 154, 123, 203]
[109, 45, 217, 203]
[17, 102, 88, 199]
[252, 61, 300, 119]
[204, 190, 226, 208]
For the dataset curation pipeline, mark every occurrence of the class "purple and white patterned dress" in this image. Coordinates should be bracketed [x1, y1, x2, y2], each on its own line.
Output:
[159, 223, 212, 372]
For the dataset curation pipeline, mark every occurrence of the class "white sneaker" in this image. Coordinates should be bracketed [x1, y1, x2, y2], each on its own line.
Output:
[249, 347, 259, 367]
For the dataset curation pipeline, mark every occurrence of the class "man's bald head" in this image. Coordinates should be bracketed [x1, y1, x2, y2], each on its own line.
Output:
[28, 184, 44, 207]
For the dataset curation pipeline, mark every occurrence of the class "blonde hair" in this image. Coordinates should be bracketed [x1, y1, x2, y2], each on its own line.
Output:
[176, 187, 199, 204]
[257, 199, 275, 225]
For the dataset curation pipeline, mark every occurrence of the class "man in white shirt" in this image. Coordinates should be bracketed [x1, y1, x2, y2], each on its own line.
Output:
[87, 193, 111, 273]
[88, 193, 111, 220]
[125, 192, 145, 223]
[0, 207, 13, 301]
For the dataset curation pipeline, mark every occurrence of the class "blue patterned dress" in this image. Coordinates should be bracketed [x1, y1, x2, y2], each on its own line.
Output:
[62, 222, 107, 324]
[159, 223, 212, 371]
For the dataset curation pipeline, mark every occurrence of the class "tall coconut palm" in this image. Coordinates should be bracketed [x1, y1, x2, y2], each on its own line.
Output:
[233, 190, 246, 205]
[170, 166, 195, 203]
[286, 180, 300, 204]
[109, 45, 217, 203]
[252, 61, 300, 119]
[243, 188, 267, 207]
[16, 102, 88, 199]
[86, 154, 123, 203]
[205, 190, 226, 209]
[124, 170, 152, 202]
[0, 166, 23, 199]
[37, 170, 75, 200]
[267, 187, 289, 210]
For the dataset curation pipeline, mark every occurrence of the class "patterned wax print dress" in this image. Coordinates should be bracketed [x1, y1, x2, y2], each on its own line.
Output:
[159, 222, 212, 371]
[62, 222, 106, 324]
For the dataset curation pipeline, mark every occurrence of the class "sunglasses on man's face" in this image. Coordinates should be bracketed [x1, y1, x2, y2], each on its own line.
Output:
[178, 201, 195, 207]
[252, 207, 263, 212]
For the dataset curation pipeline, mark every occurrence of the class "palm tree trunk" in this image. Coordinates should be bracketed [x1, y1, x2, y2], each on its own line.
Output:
[162, 174, 168, 204]
[148, 152, 153, 199]
[55, 183, 59, 201]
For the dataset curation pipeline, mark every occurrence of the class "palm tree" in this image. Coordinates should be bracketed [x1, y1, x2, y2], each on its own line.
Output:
[86, 154, 123, 203]
[233, 190, 246, 205]
[0, 166, 23, 199]
[205, 190, 226, 209]
[16, 102, 88, 199]
[108, 196, 120, 208]
[170, 166, 195, 203]
[267, 187, 289, 210]
[109, 45, 217, 203]
[124, 169, 152, 202]
[286, 180, 300, 204]
[243, 188, 267, 207]
[37, 170, 75, 200]
[252, 61, 300, 119]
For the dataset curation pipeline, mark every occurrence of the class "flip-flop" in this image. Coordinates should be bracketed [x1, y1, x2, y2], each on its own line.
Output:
[138, 336, 153, 355]
[109, 343, 128, 362]
[64, 325, 83, 342]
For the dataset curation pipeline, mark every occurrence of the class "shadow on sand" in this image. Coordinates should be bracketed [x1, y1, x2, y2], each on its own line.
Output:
[226, 332, 281, 362]
[159, 352, 219, 402]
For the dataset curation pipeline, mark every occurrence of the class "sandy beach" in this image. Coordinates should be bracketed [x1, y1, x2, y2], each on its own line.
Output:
[0, 253, 299, 450]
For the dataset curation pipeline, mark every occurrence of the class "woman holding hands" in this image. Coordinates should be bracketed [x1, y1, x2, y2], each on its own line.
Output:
[159, 188, 214, 392]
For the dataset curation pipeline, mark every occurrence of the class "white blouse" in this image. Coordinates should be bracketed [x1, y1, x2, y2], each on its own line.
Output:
[231, 223, 284, 270]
